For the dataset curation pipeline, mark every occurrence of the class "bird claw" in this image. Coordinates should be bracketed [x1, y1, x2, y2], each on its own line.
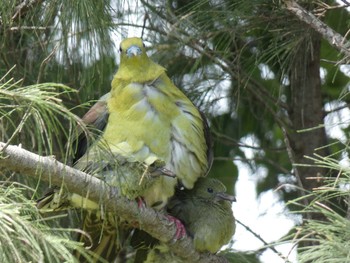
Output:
[165, 215, 187, 240]
[148, 160, 176, 178]
[151, 167, 176, 178]
[137, 197, 146, 209]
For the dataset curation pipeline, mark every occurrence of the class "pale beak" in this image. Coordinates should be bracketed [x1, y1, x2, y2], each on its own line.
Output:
[126, 45, 142, 57]
[216, 192, 236, 202]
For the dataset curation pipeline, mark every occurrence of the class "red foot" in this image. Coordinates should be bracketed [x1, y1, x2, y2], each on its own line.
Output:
[137, 197, 146, 209]
[166, 215, 187, 240]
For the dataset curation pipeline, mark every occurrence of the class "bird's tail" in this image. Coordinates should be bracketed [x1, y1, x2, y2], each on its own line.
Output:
[36, 187, 99, 212]
[75, 211, 132, 263]
[37, 189, 130, 262]
[36, 186, 71, 211]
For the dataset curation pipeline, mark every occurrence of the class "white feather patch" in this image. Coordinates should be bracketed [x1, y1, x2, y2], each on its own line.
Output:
[132, 97, 150, 112]
[144, 83, 163, 99]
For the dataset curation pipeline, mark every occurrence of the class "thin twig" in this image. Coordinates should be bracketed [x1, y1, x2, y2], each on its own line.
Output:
[284, 0, 350, 61]
[340, 0, 350, 5]
[236, 218, 292, 263]
[215, 156, 291, 175]
[12, 0, 44, 22]
[212, 130, 286, 152]
[282, 127, 310, 211]
[10, 26, 50, 31]
[37, 44, 59, 83]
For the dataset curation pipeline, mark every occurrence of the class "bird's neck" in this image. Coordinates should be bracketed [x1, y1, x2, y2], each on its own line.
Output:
[113, 58, 165, 84]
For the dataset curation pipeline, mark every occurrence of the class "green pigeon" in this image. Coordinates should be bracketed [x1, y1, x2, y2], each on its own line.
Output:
[143, 177, 236, 262]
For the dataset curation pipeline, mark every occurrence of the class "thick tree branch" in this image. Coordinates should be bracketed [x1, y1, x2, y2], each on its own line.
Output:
[284, 0, 350, 61]
[0, 142, 228, 263]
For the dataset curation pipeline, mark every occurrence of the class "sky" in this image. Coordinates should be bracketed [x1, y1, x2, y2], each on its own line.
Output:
[231, 138, 298, 263]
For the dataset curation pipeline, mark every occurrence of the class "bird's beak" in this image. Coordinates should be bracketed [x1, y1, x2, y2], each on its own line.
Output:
[126, 45, 142, 57]
[216, 192, 236, 202]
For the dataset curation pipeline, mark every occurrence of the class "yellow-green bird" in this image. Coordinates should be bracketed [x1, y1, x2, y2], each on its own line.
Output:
[80, 37, 212, 260]
[37, 93, 176, 263]
[85, 37, 212, 209]
[144, 177, 236, 262]
[38, 37, 212, 262]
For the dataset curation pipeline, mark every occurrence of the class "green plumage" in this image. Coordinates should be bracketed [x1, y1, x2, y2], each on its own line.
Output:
[168, 178, 236, 253]
[101, 37, 212, 209]
[36, 155, 172, 262]
[37, 37, 213, 262]
[143, 178, 236, 263]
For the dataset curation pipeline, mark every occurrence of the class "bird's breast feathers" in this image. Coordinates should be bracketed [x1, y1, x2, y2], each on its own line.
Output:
[104, 77, 208, 188]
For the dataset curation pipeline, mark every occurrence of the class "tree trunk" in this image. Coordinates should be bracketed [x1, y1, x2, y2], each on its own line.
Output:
[288, 31, 328, 219]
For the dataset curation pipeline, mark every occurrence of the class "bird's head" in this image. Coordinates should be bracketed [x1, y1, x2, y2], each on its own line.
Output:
[192, 178, 236, 203]
[114, 37, 165, 82]
[119, 37, 147, 62]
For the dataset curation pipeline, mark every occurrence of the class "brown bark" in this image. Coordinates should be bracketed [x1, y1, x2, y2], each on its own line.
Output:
[288, 31, 328, 218]
[284, 0, 350, 61]
[0, 142, 229, 263]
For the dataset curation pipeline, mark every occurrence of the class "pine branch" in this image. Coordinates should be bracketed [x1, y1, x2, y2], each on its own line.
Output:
[0, 142, 229, 263]
[12, 0, 44, 22]
[284, 0, 350, 61]
[236, 219, 292, 263]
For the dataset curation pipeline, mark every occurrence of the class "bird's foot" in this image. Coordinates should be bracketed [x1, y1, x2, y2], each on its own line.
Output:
[148, 160, 176, 178]
[165, 215, 186, 240]
[136, 197, 146, 209]
[139, 161, 176, 186]
[150, 167, 176, 178]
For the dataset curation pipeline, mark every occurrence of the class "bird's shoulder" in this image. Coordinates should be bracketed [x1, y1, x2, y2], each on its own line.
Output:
[72, 94, 110, 164]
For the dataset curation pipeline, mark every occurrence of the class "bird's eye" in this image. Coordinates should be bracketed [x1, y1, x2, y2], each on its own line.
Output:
[143, 43, 146, 48]
[207, 188, 213, 193]
[119, 47, 122, 52]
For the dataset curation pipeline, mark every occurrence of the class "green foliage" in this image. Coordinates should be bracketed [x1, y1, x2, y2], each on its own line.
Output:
[0, 182, 90, 262]
[0, 71, 85, 159]
[0, 0, 117, 99]
[286, 145, 350, 262]
[297, 206, 350, 263]
[1, 0, 350, 261]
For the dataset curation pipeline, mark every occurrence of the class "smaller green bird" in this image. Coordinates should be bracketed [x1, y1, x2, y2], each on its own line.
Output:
[143, 177, 236, 262]
[167, 177, 236, 253]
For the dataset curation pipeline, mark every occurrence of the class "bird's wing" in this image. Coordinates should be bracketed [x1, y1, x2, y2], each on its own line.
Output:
[72, 93, 110, 164]
[37, 93, 112, 210]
